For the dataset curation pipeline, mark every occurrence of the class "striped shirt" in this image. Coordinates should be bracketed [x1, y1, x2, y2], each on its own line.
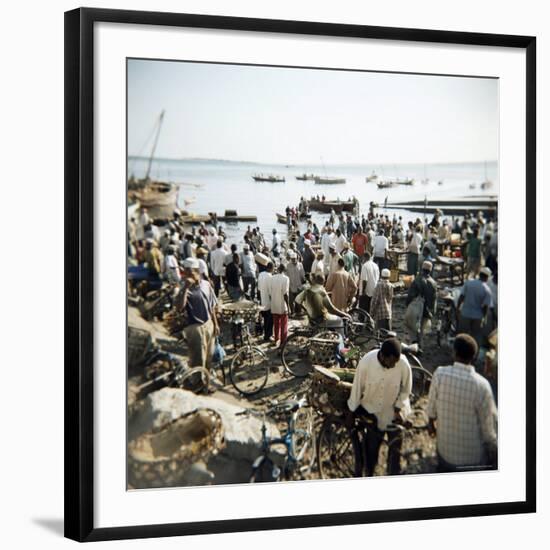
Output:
[427, 362, 498, 466]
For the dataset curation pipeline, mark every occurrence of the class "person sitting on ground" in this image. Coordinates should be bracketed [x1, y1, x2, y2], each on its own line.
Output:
[427, 333, 498, 472]
[347, 337, 412, 476]
[295, 273, 351, 334]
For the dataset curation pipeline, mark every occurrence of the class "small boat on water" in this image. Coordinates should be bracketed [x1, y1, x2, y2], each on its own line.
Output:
[296, 173, 316, 181]
[377, 180, 394, 189]
[307, 197, 357, 213]
[469, 183, 476, 190]
[215, 209, 258, 223]
[252, 174, 285, 182]
[480, 161, 493, 190]
[314, 176, 346, 185]
[394, 178, 414, 186]
[276, 213, 288, 224]
[366, 171, 378, 182]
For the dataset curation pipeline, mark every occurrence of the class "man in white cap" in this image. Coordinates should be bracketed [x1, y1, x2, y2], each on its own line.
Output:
[370, 268, 394, 331]
[405, 260, 437, 346]
[457, 266, 493, 346]
[175, 258, 219, 369]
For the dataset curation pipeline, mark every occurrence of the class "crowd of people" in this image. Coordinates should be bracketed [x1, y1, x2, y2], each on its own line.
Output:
[128, 200, 499, 475]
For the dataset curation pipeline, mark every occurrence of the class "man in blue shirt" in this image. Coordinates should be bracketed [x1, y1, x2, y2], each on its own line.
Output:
[457, 267, 493, 346]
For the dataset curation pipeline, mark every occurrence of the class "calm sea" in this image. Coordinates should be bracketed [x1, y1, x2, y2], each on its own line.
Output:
[128, 158, 498, 245]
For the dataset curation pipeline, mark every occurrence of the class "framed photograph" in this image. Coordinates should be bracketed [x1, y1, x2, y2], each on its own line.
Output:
[65, 7, 536, 542]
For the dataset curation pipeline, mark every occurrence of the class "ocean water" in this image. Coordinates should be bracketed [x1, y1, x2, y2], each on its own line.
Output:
[128, 158, 498, 245]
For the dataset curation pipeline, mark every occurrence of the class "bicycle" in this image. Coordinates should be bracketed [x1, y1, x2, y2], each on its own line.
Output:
[435, 287, 459, 347]
[317, 409, 433, 479]
[281, 308, 376, 378]
[237, 396, 316, 482]
[229, 317, 270, 396]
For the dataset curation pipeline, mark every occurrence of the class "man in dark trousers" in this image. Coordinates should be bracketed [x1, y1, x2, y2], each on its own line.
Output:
[405, 260, 437, 346]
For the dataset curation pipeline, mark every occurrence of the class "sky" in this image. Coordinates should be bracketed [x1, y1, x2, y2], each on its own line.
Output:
[127, 59, 498, 165]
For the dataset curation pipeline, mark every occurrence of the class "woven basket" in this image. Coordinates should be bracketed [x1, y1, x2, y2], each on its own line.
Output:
[128, 327, 155, 368]
[128, 408, 225, 489]
[220, 300, 259, 324]
[310, 366, 353, 417]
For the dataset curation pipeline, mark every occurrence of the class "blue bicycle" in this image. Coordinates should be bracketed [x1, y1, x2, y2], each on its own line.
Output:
[237, 396, 316, 482]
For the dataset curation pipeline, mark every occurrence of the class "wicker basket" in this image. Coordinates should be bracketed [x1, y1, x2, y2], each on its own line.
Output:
[128, 327, 155, 368]
[310, 366, 353, 417]
[220, 300, 259, 324]
[128, 408, 225, 489]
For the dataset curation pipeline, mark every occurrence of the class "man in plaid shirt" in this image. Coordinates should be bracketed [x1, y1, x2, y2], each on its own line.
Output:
[370, 268, 394, 331]
[427, 333, 498, 472]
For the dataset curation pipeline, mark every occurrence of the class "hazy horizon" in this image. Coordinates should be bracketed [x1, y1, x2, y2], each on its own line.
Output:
[128, 60, 498, 165]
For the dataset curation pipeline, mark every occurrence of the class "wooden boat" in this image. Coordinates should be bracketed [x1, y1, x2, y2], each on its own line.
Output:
[307, 198, 356, 213]
[127, 111, 179, 217]
[214, 210, 258, 222]
[252, 174, 285, 182]
[314, 176, 346, 184]
[296, 173, 316, 181]
[365, 171, 378, 182]
[377, 180, 394, 189]
[276, 213, 288, 224]
[393, 178, 414, 186]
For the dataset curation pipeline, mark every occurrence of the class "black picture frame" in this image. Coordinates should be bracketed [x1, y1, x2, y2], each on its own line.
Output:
[65, 7, 536, 542]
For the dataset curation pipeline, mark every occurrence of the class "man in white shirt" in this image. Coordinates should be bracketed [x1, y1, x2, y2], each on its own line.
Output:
[321, 227, 335, 261]
[257, 262, 274, 342]
[407, 226, 423, 275]
[271, 228, 282, 258]
[373, 229, 389, 270]
[333, 228, 348, 255]
[209, 240, 228, 297]
[359, 251, 380, 313]
[270, 263, 290, 346]
[347, 338, 412, 475]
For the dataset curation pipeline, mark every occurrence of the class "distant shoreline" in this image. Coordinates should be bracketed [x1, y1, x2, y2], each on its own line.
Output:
[128, 156, 498, 168]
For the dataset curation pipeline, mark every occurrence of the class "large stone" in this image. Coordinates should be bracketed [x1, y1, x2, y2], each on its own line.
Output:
[129, 387, 282, 485]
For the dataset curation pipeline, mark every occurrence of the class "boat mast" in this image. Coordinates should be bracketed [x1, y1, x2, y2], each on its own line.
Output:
[145, 110, 165, 181]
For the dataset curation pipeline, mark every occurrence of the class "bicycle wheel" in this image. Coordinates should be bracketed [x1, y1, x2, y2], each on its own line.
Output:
[291, 407, 316, 477]
[317, 415, 361, 479]
[281, 333, 314, 377]
[250, 456, 281, 482]
[230, 346, 269, 396]
[409, 362, 433, 404]
[348, 307, 376, 345]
